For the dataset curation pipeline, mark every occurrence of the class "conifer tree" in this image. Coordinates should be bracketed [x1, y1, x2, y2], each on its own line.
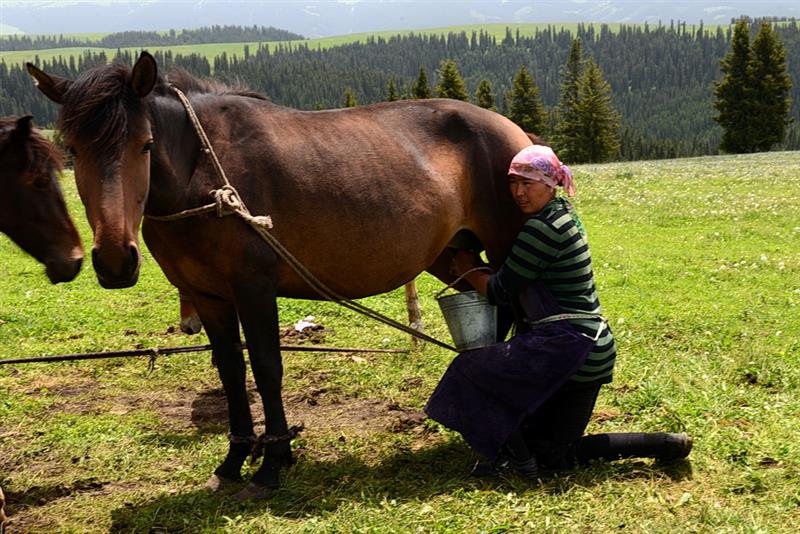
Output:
[344, 88, 357, 108]
[412, 66, 431, 99]
[552, 38, 585, 160]
[714, 20, 754, 153]
[436, 59, 469, 101]
[749, 22, 792, 151]
[475, 79, 496, 111]
[506, 66, 546, 135]
[386, 76, 398, 102]
[572, 59, 621, 162]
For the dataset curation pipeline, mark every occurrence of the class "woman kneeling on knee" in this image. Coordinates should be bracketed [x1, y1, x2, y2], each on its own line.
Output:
[425, 144, 692, 477]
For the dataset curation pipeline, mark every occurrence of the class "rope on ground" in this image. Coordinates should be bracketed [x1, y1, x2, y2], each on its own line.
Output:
[0, 344, 409, 366]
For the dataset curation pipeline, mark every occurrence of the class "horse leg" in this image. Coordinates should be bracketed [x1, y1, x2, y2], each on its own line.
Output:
[232, 285, 291, 500]
[178, 288, 203, 335]
[404, 280, 424, 345]
[190, 294, 254, 490]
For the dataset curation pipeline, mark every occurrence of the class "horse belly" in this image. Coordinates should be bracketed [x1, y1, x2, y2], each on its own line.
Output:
[284, 191, 469, 297]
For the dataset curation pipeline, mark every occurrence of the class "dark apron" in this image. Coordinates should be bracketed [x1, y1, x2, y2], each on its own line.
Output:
[425, 281, 595, 460]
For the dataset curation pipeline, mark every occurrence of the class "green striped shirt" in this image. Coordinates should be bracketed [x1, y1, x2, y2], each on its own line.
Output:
[488, 197, 615, 384]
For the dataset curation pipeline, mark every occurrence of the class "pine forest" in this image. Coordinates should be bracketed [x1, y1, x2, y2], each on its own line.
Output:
[1, 20, 799, 161]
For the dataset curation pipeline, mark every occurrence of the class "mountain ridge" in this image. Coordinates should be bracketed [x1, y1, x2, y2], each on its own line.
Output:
[1, 1, 797, 38]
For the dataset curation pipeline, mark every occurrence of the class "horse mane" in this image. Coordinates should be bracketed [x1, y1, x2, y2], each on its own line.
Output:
[161, 68, 269, 101]
[59, 62, 138, 165]
[57, 62, 268, 165]
[0, 116, 64, 173]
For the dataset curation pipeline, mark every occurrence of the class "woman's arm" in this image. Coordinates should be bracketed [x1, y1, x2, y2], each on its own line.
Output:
[451, 250, 491, 294]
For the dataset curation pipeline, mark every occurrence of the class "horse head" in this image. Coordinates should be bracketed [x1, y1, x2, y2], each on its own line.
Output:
[0, 115, 84, 283]
[27, 52, 157, 289]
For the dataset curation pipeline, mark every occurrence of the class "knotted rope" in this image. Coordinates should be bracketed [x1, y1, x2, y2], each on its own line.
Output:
[145, 85, 457, 352]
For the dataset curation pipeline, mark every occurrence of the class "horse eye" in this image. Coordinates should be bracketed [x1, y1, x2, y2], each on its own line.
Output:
[32, 175, 51, 190]
[142, 140, 154, 154]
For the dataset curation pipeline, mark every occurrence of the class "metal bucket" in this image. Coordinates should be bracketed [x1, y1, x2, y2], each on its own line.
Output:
[437, 290, 497, 351]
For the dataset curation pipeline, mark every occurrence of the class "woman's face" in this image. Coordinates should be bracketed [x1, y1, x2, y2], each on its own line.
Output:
[509, 174, 555, 215]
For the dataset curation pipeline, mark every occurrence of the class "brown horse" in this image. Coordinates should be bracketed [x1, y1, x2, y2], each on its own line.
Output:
[0, 116, 83, 283]
[28, 52, 530, 498]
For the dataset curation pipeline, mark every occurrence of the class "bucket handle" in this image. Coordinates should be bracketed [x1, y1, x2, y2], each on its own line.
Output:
[435, 266, 494, 300]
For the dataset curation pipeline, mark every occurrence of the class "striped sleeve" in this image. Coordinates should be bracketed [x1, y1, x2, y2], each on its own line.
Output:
[488, 216, 564, 305]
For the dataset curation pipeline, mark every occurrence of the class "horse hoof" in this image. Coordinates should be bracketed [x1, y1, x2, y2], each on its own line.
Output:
[232, 482, 274, 502]
[203, 474, 238, 492]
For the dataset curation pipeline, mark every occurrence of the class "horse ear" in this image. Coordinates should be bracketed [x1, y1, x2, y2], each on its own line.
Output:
[5, 115, 34, 171]
[14, 116, 34, 139]
[131, 51, 158, 98]
[27, 63, 71, 104]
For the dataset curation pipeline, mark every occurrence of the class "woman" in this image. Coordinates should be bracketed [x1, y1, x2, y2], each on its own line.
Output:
[425, 144, 691, 477]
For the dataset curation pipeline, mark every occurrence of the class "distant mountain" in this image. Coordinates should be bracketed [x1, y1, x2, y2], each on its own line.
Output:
[1, 1, 798, 38]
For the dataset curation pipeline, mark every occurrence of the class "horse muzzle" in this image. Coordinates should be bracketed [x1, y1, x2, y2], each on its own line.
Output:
[91, 244, 141, 289]
[44, 246, 84, 284]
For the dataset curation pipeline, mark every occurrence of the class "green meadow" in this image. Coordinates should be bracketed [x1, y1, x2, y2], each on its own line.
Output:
[1, 152, 798, 532]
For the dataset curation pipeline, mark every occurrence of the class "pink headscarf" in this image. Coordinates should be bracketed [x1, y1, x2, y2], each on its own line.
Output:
[508, 144, 576, 197]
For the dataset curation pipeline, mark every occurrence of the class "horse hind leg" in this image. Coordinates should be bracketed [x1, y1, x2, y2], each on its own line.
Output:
[178, 288, 203, 335]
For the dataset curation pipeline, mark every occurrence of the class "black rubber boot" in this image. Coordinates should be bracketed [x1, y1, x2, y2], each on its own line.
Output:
[500, 431, 539, 478]
[470, 432, 540, 479]
[574, 432, 693, 463]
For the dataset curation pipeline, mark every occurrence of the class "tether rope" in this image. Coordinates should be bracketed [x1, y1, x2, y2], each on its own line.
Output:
[0, 344, 409, 367]
[146, 85, 457, 352]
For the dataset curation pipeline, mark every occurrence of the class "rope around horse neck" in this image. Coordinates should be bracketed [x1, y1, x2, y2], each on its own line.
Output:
[147, 85, 457, 352]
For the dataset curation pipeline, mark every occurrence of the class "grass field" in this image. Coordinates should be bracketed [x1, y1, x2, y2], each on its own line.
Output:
[0, 22, 718, 68]
[1, 152, 799, 532]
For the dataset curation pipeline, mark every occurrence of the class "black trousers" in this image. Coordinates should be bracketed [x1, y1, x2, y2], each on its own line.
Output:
[519, 380, 603, 469]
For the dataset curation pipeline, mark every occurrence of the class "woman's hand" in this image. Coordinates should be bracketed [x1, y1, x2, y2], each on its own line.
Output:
[450, 250, 480, 276]
[450, 250, 490, 294]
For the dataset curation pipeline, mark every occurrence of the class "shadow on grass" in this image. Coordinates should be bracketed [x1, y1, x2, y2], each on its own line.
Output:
[2, 476, 105, 513]
[108, 439, 693, 532]
[139, 388, 232, 450]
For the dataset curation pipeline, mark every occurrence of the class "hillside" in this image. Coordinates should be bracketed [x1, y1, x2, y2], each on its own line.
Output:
[2, 21, 798, 161]
[1, 23, 640, 66]
[0, 25, 304, 51]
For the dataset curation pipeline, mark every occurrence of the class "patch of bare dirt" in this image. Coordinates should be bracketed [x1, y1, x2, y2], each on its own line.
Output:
[10, 361, 432, 468]
[279, 323, 331, 345]
[153, 384, 428, 439]
[399, 376, 424, 391]
[21, 377, 96, 397]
